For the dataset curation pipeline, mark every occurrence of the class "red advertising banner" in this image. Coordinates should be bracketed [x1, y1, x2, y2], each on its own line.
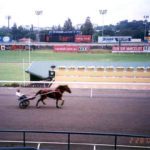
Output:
[53, 45, 90, 52]
[112, 46, 144, 53]
[54, 45, 78, 52]
[75, 35, 92, 43]
[11, 45, 25, 50]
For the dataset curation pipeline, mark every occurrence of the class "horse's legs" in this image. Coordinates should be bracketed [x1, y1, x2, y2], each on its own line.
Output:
[36, 98, 41, 108]
[41, 100, 46, 105]
[56, 99, 59, 108]
[56, 99, 64, 108]
[36, 96, 45, 108]
[61, 99, 65, 106]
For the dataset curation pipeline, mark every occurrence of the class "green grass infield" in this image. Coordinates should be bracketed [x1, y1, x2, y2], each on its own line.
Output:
[0, 50, 150, 81]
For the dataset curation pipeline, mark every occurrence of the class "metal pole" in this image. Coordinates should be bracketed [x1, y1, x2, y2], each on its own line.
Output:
[102, 14, 104, 38]
[99, 9, 107, 47]
[143, 15, 149, 41]
[114, 136, 117, 150]
[90, 88, 93, 98]
[23, 131, 26, 147]
[68, 133, 70, 150]
[23, 59, 26, 86]
[6, 15, 11, 29]
[28, 39, 31, 65]
[93, 145, 96, 150]
[35, 10, 43, 42]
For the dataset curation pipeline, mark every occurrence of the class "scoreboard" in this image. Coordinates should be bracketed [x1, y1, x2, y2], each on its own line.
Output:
[45, 34, 74, 42]
[44, 30, 92, 43]
[45, 31, 80, 42]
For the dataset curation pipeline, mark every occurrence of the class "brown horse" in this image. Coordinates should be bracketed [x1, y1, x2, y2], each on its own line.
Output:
[35, 85, 71, 108]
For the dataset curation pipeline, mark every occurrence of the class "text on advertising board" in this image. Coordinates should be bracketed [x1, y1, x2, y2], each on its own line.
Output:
[53, 45, 90, 52]
[112, 46, 150, 53]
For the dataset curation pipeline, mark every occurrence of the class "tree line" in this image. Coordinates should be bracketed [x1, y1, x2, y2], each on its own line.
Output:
[0, 17, 149, 42]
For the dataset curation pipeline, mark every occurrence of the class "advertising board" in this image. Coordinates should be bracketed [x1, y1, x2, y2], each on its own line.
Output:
[45, 35, 74, 42]
[143, 46, 150, 53]
[98, 36, 132, 43]
[53, 45, 90, 52]
[75, 35, 92, 43]
[0, 45, 5, 50]
[112, 46, 144, 53]
[45, 30, 80, 42]
[0, 36, 11, 43]
[54, 45, 78, 52]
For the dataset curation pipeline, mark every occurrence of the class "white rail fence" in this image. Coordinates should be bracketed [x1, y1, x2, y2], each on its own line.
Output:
[0, 81, 150, 98]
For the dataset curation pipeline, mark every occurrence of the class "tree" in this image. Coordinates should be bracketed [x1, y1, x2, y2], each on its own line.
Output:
[80, 17, 94, 35]
[63, 18, 74, 31]
[11, 23, 18, 40]
[0, 26, 9, 36]
[0, 18, 149, 42]
[11, 23, 36, 41]
[52, 25, 62, 31]
[115, 20, 147, 40]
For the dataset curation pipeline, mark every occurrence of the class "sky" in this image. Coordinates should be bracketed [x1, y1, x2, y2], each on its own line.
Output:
[0, 0, 149, 28]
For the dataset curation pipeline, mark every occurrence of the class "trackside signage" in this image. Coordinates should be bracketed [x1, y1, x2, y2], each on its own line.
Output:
[98, 36, 132, 43]
[53, 45, 90, 52]
[75, 35, 92, 43]
[0, 36, 11, 43]
[144, 46, 150, 53]
[112, 46, 150, 53]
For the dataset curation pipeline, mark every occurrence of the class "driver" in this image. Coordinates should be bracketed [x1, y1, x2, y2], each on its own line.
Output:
[16, 89, 27, 100]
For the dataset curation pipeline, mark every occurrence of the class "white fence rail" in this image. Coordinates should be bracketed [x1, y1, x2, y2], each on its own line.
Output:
[0, 80, 150, 98]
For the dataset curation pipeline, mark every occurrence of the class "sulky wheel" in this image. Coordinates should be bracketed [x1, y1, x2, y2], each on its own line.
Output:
[19, 100, 30, 109]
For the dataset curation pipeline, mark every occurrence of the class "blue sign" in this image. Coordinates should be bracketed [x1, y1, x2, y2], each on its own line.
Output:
[0, 36, 12, 43]
[0, 36, 2, 42]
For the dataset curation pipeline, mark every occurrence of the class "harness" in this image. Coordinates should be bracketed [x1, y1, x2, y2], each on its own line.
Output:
[40, 89, 62, 96]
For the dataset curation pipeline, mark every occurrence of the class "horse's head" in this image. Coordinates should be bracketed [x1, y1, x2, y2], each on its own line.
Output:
[56, 85, 71, 94]
[64, 85, 71, 93]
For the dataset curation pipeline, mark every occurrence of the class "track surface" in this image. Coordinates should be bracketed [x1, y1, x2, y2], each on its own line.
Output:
[0, 87, 150, 149]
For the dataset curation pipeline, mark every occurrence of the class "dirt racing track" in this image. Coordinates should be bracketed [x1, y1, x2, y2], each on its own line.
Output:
[0, 86, 150, 149]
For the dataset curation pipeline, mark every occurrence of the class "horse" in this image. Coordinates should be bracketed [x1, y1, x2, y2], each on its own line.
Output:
[35, 85, 71, 108]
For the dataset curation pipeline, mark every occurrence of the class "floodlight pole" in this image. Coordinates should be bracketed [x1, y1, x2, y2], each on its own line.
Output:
[99, 9, 107, 39]
[143, 15, 149, 41]
[35, 10, 43, 42]
[6, 15, 11, 29]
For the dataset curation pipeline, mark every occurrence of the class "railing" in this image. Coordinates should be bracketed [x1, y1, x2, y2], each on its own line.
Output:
[0, 130, 150, 150]
[55, 66, 150, 83]
[1, 80, 150, 98]
[1, 80, 150, 86]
